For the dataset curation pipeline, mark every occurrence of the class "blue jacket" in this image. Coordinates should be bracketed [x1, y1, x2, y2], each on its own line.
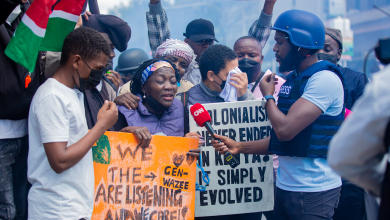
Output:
[269, 61, 345, 158]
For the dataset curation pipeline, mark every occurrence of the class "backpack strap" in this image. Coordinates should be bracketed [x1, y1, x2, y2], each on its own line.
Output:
[181, 92, 190, 134]
[251, 71, 266, 93]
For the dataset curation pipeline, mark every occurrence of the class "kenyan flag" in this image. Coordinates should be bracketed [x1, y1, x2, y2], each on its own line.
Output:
[5, 0, 86, 73]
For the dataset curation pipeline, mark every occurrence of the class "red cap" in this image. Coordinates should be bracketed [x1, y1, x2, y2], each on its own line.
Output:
[190, 103, 211, 127]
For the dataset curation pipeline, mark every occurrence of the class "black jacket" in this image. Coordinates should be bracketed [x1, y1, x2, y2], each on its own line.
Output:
[338, 66, 368, 110]
[0, 1, 43, 119]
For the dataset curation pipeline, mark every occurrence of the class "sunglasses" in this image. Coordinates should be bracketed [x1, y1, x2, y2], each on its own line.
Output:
[194, 39, 215, 46]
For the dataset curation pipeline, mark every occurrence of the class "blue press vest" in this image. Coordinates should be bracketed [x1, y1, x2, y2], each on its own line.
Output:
[269, 61, 345, 158]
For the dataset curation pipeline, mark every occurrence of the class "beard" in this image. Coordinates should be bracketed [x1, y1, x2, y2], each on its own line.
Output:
[278, 50, 296, 73]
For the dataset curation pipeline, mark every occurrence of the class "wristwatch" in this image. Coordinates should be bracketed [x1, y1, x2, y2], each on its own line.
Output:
[264, 95, 275, 103]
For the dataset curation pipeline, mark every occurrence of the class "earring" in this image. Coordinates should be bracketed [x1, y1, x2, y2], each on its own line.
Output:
[143, 93, 146, 98]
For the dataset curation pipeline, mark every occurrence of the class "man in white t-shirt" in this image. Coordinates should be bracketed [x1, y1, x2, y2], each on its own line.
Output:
[212, 10, 345, 219]
[28, 27, 118, 220]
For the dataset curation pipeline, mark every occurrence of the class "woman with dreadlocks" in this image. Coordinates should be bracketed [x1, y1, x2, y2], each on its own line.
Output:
[115, 58, 203, 151]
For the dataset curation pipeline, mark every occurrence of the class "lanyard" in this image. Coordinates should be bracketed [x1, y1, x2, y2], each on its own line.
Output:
[195, 152, 210, 191]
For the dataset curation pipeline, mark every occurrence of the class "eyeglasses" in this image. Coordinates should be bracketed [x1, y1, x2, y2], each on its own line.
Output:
[194, 39, 214, 46]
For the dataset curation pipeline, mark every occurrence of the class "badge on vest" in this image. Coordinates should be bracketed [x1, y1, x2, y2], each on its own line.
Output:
[278, 85, 292, 97]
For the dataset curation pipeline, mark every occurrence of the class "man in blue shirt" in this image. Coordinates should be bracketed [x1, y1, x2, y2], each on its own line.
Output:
[212, 10, 344, 220]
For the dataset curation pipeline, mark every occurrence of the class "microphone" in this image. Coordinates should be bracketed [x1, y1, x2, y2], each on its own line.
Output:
[190, 103, 240, 168]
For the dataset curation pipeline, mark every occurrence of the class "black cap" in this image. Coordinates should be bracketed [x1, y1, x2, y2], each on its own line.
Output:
[83, 14, 131, 52]
[183, 19, 218, 42]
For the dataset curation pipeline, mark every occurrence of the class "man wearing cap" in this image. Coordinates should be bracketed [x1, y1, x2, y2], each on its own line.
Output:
[81, 14, 131, 129]
[318, 27, 368, 110]
[318, 27, 369, 220]
[146, 0, 276, 85]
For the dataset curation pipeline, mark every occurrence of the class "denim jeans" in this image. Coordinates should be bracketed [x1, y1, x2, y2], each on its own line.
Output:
[0, 136, 29, 220]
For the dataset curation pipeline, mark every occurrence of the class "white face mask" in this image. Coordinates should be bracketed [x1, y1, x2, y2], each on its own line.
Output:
[6, 5, 22, 25]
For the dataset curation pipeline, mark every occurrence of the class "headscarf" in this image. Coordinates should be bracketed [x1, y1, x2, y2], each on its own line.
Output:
[141, 61, 175, 85]
[155, 39, 196, 81]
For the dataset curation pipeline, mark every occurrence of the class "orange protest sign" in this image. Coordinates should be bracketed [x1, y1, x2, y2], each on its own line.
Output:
[91, 131, 198, 220]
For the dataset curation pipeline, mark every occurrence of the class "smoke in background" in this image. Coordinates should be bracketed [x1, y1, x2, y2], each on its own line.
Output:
[100, 0, 390, 76]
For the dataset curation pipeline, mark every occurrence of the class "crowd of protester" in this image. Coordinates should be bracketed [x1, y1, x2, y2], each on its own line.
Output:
[1, 0, 389, 219]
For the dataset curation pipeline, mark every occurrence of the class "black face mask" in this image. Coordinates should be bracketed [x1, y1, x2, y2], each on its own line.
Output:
[145, 94, 168, 113]
[77, 59, 103, 90]
[317, 53, 338, 64]
[239, 58, 261, 81]
[214, 74, 226, 90]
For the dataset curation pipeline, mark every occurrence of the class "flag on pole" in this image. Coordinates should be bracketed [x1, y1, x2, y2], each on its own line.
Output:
[5, 0, 86, 73]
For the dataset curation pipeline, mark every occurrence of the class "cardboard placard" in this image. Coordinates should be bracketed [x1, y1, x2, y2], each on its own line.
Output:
[189, 100, 274, 217]
[92, 132, 198, 220]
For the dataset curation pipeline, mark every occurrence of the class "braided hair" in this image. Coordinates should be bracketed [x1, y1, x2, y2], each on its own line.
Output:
[130, 58, 180, 95]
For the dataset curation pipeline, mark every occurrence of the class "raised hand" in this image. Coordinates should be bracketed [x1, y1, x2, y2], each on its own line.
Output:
[97, 101, 118, 130]
[263, 0, 277, 15]
[105, 70, 121, 90]
[230, 72, 248, 98]
[259, 73, 278, 96]
[83, 11, 92, 21]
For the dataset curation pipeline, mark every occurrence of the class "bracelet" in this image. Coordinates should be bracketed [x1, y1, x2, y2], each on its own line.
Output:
[264, 95, 275, 103]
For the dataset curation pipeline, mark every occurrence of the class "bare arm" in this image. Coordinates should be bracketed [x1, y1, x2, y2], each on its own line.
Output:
[44, 123, 106, 174]
[266, 98, 322, 141]
[212, 134, 272, 155]
[263, 0, 276, 15]
[44, 101, 118, 174]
